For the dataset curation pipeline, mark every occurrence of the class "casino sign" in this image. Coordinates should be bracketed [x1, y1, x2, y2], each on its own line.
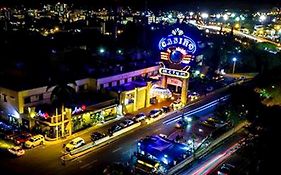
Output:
[158, 28, 197, 79]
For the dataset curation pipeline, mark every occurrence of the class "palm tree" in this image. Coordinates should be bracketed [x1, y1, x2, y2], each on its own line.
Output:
[46, 78, 77, 139]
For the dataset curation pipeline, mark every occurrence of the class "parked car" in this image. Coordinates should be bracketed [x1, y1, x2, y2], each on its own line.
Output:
[7, 146, 25, 157]
[119, 119, 134, 128]
[133, 113, 147, 122]
[188, 92, 200, 101]
[5, 130, 20, 141]
[108, 124, 122, 135]
[24, 135, 45, 148]
[170, 100, 184, 110]
[149, 109, 162, 118]
[112, 124, 122, 131]
[14, 133, 32, 145]
[91, 132, 106, 142]
[65, 137, 85, 152]
[161, 106, 170, 113]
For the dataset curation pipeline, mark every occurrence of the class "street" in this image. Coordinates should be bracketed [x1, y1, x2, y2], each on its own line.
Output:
[0, 92, 228, 175]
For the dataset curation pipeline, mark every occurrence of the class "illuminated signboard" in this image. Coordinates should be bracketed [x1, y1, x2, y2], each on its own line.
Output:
[158, 28, 197, 79]
[159, 67, 190, 79]
[158, 29, 197, 54]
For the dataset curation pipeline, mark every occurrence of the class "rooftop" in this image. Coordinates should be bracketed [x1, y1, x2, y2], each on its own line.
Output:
[139, 135, 189, 164]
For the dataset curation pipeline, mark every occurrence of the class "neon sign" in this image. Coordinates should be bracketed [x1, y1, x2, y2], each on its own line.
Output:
[36, 110, 49, 119]
[158, 28, 197, 54]
[72, 105, 86, 115]
[158, 28, 196, 79]
[159, 67, 190, 79]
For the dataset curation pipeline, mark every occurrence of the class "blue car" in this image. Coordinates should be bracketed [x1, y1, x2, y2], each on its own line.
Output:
[149, 109, 162, 118]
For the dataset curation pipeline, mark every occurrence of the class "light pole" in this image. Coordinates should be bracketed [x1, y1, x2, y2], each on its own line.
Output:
[232, 57, 237, 74]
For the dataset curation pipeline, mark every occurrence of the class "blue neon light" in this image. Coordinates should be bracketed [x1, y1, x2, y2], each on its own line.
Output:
[158, 28, 197, 54]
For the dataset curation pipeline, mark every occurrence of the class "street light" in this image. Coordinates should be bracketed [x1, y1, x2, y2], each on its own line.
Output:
[259, 15, 267, 22]
[232, 57, 237, 74]
[223, 14, 229, 21]
[201, 13, 209, 19]
[99, 48, 105, 54]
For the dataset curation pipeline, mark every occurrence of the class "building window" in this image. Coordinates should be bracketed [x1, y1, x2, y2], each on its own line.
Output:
[79, 84, 87, 92]
[9, 96, 15, 102]
[120, 79, 125, 85]
[125, 93, 135, 105]
[38, 94, 43, 101]
[100, 84, 104, 89]
[24, 97, 31, 104]
[127, 77, 132, 83]
[31, 95, 40, 102]
[112, 81, 117, 87]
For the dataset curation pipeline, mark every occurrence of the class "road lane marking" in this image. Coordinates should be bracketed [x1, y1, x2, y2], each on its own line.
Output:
[80, 160, 97, 169]
[163, 96, 229, 125]
[112, 147, 122, 153]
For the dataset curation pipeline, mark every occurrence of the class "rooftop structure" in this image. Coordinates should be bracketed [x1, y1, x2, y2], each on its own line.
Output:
[138, 135, 190, 166]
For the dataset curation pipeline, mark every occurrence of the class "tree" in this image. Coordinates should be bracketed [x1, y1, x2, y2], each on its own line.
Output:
[46, 78, 77, 138]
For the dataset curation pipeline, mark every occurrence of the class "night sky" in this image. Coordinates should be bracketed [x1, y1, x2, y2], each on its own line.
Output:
[0, 0, 280, 9]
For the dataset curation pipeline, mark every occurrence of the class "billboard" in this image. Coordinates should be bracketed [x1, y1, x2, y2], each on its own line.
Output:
[158, 28, 197, 79]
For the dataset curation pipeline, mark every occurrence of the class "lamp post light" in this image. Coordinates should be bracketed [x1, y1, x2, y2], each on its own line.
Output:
[223, 14, 229, 21]
[232, 57, 237, 74]
[99, 48, 105, 54]
[259, 15, 267, 22]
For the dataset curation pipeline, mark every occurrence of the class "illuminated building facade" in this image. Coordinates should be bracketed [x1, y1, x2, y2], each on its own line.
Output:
[0, 66, 159, 138]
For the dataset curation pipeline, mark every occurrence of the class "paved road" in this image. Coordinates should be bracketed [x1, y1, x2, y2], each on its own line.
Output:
[0, 91, 228, 175]
[177, 130, 247, 175]
[196, 24, 281, 47]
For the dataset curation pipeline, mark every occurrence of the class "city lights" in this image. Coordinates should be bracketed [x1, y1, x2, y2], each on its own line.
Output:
[235, 17, 240, 21]
[99, 48, 105, 53]
[201, 13, 209, 19]
[223, 14, 229, 21]
[216, 14, 221, 19]
[259, 14, 267, 22]
[0, 1, 279, 175]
